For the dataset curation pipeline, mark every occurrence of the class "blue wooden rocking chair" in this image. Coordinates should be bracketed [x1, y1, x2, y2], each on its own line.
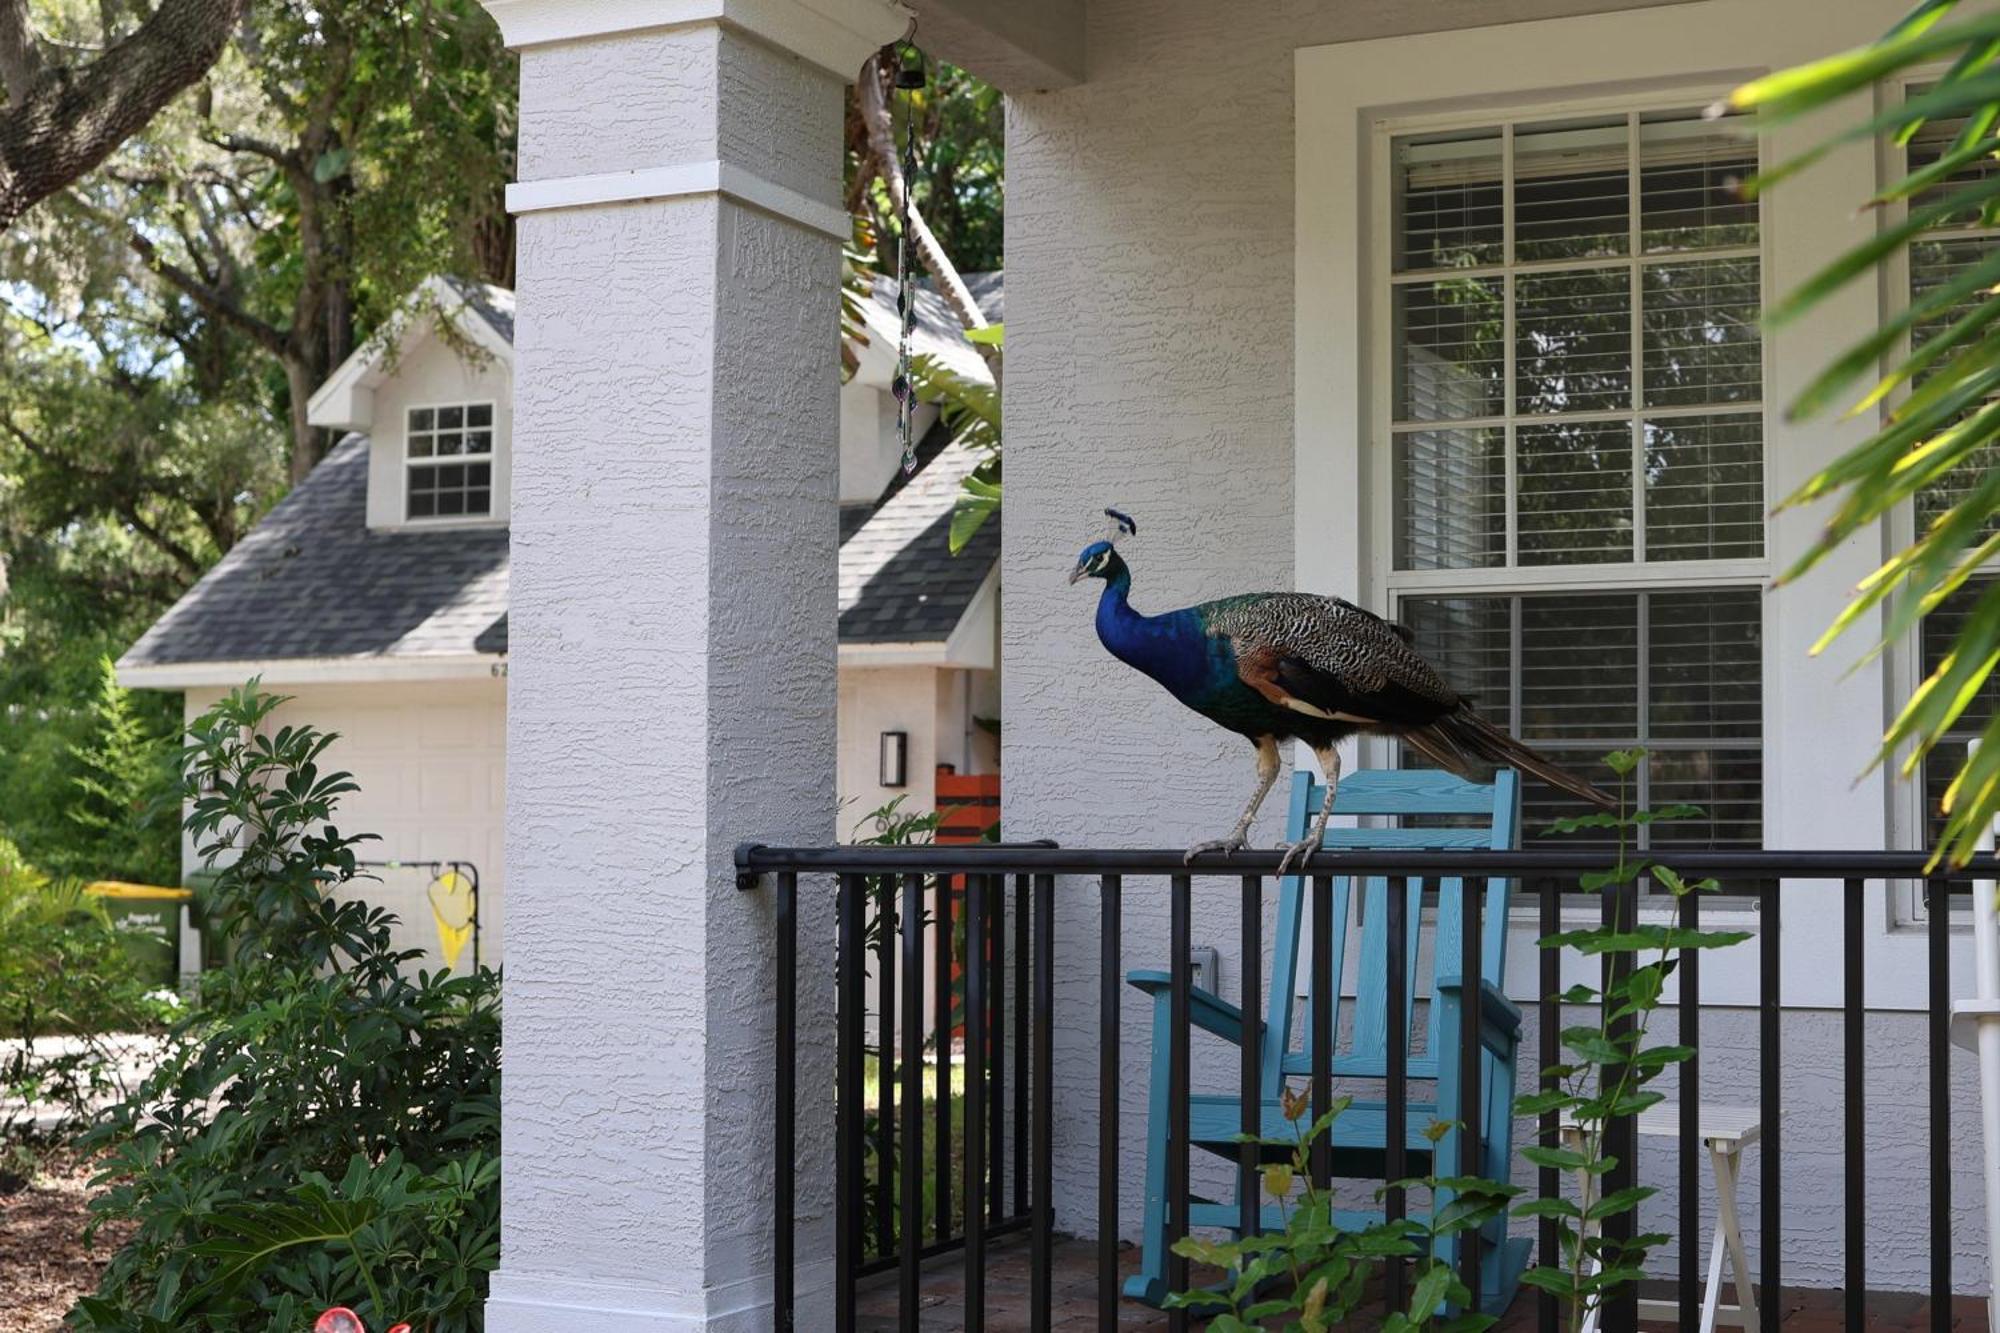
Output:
[1123, 766, 1531, 1312]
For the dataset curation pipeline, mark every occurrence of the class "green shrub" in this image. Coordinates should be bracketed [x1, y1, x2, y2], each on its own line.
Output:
[63, 654, 179, 888]
[71, 685, 501, 1332]
[0, 842, 170, 1141]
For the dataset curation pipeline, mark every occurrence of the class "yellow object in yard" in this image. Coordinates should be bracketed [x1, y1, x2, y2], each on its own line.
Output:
[85, 880, 192, 902]
[427, 869, 476, 970]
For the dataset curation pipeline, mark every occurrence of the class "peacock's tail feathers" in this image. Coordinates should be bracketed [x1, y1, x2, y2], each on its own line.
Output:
[1409, 708, 1617, 810]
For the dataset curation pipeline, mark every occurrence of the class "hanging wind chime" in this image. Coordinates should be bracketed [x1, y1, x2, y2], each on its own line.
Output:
[889, 40, 927, 476]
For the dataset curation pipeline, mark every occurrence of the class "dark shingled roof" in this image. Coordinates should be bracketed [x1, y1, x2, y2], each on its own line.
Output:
[123, 272, 1001, 672]
[839, 434, 999, 645]
[443, 276, 515, 345]
[119, 435, 510, 669]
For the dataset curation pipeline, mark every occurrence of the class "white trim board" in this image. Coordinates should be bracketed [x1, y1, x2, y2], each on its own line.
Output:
[117, 654, 504, 690]
[507, 160, 849, 240]
[1292, 0, 1973, 1012]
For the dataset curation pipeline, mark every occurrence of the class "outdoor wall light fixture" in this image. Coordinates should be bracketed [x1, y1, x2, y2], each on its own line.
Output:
[880, 731, 909, 788]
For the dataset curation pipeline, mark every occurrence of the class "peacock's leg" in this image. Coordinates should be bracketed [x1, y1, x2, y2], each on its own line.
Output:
[1185, 735, 1281, 863]
[1275, 744, 1342, 878]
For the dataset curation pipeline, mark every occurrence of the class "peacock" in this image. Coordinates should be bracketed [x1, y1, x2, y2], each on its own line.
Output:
[1071, 510, 1615, 873]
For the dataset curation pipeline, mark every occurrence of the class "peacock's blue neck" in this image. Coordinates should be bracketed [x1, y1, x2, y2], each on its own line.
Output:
[1094, 565, 1230, 704]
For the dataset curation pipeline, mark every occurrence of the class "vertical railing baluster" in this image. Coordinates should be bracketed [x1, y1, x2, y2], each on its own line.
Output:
[1032, 872, 1055, 1333]
[1679, 876, 1701, 1330]
[774, 872, 796, 1330]
[1168, 872, 1193, 1333]
[1929, 879, 1952, 1333]
[836, 874, 864, 1333]
[1386, 874, 1410, 1314]
[992, 868, 1007, 1223]
[1099, 874, 1122, 1329]
[1759, 882, 1781, 1333]
[1458, 877, 1484, 1306]
[964, 873, 988, 1331]
[875, 876, 895, 1260]
[1602, 873, 1640, 1333]
[1843, 877, 1864, 1333]
[1310, 873, 1333, 1191]
[1016, 872, 1030, 1216]
[1241, 874, 1263, 1242]
[935, 872, 952, 1244]
[1537, 878, 1559, 1333]
[899, 875, 923, 1315]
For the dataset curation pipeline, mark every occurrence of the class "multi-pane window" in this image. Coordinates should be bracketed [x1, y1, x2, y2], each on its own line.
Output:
[1386, 108, 1765, 848]
[1401, 590, 1763, 850]
[1906, 108, 2000, 847]
[406, 403, 495, 520]
[1392, 112, 1763, 570]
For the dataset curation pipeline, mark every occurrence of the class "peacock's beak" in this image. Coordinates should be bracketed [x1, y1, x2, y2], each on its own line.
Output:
[1068, 561, 1089, 584]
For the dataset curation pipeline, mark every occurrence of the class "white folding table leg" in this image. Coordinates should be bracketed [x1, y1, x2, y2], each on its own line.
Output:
[1699, 1191, 1727, 1333]
[1712, 1144, 1759, 1331]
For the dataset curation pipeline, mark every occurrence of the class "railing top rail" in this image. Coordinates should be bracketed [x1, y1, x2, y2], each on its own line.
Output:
[733, 842, 2000, 884]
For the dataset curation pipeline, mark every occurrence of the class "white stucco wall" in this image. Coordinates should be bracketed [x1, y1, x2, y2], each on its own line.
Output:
[363, 330, 514, 532]
[182, 679, 507, 967]
[999, 0, 1984, 1293]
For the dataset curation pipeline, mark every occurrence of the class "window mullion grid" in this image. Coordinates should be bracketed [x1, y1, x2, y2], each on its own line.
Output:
[1628, 111, 1647, 567]
[1502, 122, 1518, 569]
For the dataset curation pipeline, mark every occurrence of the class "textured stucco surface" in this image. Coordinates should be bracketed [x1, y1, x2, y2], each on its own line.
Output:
[998, 0, 1983, 1295]
[492, 19, 843, 1328]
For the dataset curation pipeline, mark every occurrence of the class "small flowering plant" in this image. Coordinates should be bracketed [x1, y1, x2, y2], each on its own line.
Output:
[316, 1307, 411, 1333]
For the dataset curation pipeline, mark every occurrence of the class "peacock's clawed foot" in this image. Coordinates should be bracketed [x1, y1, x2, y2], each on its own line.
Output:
[1183, 833, 1252, 864]
[1275, 836, 1322, 879]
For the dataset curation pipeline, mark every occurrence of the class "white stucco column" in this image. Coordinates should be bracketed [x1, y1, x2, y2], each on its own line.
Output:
[479, 2, 904, 1327]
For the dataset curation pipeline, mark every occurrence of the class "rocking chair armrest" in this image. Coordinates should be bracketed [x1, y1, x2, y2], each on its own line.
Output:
[1125, 969, 1245, 1044]
[1434, 974, 1522, 1055]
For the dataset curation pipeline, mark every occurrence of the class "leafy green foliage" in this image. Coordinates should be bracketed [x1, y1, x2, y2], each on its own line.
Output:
[1167, 1087, 1515, 1333]
[847, 61, 1003, 274]
[64, 655, 179, 887]
[1518, 750, 1749, 1330]
[0, 846, 175, 1140]
[72, 685, 501, 1331]
[1728, 3, 2000, 863]
[910, 324, 1003, 554]
[2, 0, 517, 906]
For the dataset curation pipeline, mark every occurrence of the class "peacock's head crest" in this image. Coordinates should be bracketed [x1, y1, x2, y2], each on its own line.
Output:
[1069, 509, 1136, 584]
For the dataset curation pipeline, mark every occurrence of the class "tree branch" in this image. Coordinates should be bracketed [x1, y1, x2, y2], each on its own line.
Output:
[127, 227, 287, 355]
[856, 52, 1000, 381]
[118, 500, 206, 579]
[202, 130, 291, 166]
[0, 0, 246, 231]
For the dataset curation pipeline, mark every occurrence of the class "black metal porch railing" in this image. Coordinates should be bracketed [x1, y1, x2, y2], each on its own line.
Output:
[737, 843, 1995, 1333]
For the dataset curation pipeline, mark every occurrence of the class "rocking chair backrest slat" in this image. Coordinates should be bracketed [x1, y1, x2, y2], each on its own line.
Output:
[1265, 768, 1520, 1091]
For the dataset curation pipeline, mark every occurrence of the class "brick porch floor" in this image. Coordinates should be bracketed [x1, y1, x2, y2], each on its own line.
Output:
[855, 1235, 1991, 1330]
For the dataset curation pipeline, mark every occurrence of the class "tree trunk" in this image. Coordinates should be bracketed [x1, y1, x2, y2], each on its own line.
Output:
[282, 355, 322, 484]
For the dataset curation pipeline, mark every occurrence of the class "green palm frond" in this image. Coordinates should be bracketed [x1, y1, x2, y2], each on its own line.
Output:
[1738, 0, 2000, 864]
[909, 325, 1003, 554]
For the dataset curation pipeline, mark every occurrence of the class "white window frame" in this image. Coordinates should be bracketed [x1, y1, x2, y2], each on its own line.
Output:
[402, 398, 500, 525]
[1296, 0, 1947, 1012]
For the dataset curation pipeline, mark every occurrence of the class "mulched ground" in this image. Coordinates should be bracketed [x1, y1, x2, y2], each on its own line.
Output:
[0, 1149, 131, 1333]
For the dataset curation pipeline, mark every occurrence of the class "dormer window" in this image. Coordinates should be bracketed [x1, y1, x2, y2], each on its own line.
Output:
[406, 402, 495, 520]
